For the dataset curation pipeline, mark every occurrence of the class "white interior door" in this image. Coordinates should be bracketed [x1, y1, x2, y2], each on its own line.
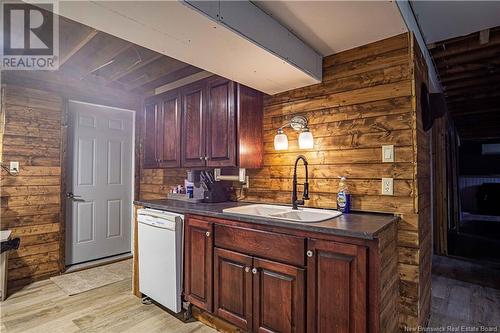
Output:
[66, 101, 134, 265]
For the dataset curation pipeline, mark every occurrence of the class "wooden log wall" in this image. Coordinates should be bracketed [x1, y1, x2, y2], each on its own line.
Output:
[0, 85, 63, 291]
[243, 33, 430, 329]
[137, 33, 432, 328]
[412, 35, 432, 328]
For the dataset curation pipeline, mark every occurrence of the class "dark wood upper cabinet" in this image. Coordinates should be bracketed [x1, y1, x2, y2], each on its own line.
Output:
[253, 258, 305, 333]
[206, 77, 236, 167]
[181, 82, 206, 168]
[142, 75, 263, 169]
[184, 217, 213, 312]
[142, 101, 159, 168]
[159, 91, 181, 168]
[307, 239, 367, 333]
[214, 248, 253, 331]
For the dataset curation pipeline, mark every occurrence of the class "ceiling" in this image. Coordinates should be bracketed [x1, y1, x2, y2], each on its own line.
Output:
[411, 1, 500, 44]
[254, 1, 408, 56]
[3, 13, 204, 105]
[55, 0, 322, 95]
[429, 27, 500, 140]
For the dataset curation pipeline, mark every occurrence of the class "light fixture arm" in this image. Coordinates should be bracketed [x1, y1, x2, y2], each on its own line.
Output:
[278, 115, 308, 132]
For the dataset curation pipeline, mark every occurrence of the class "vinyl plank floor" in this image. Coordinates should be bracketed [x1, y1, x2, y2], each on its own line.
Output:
[2, 256, 499, 332]
[428, 256, 500, 330]
[0, 278, 214, 333]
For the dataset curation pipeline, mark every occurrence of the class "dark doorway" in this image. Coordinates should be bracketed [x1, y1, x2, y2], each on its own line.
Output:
[448, 140, 500, 262]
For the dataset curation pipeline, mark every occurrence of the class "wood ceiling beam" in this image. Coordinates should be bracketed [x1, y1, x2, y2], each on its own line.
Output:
[443, 74, 500, 92]
[107, 53, 164, 82]
[431, 28, 500, 59]
[435, 45, 500, 69]
[132, 65, 203, 93]
[59, 29, 99, 66]
[437, 58, 500, 76]
[444, 83, 500, 98]
[2, 71, 142, 110]
[440, 69, 490, 84]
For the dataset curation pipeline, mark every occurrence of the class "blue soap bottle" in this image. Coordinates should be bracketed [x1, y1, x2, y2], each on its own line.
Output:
[337, 176, 351, 213]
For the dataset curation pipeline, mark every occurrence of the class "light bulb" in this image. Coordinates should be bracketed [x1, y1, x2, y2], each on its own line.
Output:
[274, 129, 288, 150]
[298, 129, 314, 149]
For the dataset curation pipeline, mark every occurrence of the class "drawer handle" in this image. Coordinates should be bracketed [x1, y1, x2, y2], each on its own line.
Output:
[251, 268, 257, 274]
[245, 266, 250, 273]
[206, 231, 210, 237]
[306, 250, 313, 257]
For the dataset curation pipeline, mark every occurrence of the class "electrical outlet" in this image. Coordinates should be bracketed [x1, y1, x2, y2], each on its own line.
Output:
[382, 145, 394, 162]
[382, 178, 393, 195]
[9, 161, 19, 174]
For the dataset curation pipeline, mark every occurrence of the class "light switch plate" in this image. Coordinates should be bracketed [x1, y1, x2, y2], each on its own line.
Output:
[9, 161, 19, 174]
[382, 145, 394, 162]
[382, 178, 394, 195]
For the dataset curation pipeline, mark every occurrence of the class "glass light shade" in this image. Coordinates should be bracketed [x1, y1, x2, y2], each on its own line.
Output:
[274, 133, 289, 150]
[298, 130, 314, 149]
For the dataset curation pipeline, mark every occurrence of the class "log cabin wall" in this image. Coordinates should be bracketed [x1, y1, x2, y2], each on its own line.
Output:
[0, 85, 64, 291]
[136, 33, 432, 328]
[243, 33, 431, 329]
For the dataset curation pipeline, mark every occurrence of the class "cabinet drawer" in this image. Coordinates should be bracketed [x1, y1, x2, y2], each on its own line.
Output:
[214, 225, 305, 267]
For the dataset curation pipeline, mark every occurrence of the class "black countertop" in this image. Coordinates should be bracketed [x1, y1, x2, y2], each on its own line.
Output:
[133, 199, 398, 240]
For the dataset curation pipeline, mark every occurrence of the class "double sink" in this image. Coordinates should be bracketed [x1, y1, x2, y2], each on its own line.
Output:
[222, 204, 342, 223]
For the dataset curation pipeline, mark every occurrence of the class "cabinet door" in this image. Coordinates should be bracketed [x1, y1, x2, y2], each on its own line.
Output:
[307, 239, 367, 333]
[159, 91, 181, 168]
[185, 217, 213, 311]
[253, 258, 305, 333]
[214, 248, 253, 331]
[142, 101, 159, 168]
[181, 82, 206, 167]
[206, 77, 236, 167]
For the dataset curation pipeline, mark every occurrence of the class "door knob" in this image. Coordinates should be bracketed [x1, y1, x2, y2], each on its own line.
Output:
[205, 231, 210, 237]
[251, 268, 257, 274]
[306, 250, 313, 257]
[204, 156, 209, 161]
[199, 157, 204, 160]
[245, 266, 250, 273]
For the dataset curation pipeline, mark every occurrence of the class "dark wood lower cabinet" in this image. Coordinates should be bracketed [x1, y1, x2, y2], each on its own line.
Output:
[307, 239, 367, 333]
[253, 258, 305, 333]
[214, 248, 253, 331]
[182, 215, 395, 333]
[184, 217, 213, 312]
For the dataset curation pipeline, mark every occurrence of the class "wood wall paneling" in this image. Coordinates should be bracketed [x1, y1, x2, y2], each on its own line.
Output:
[1, 86, 63, 291]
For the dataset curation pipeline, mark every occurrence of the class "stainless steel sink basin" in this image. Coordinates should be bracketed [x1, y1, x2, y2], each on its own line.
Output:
[222, 204, 342, 223]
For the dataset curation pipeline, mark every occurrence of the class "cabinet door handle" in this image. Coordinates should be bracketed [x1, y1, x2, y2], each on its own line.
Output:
[205, 156, 209, 161]
[199, 156, 204, 160]
[245, 266, 250, 273]
[251, 268, 257, 274]
[205, 231, 210, 237]
[306, 250, 313, 257]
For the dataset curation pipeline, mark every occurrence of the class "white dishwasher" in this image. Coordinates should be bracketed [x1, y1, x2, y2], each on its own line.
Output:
[137, 208, 183, 313]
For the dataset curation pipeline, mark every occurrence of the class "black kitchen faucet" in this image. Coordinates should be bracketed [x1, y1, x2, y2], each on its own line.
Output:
[292, 155, 309, 210]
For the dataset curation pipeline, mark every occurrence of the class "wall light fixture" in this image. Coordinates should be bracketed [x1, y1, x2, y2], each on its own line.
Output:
[273, 116, 314, 150]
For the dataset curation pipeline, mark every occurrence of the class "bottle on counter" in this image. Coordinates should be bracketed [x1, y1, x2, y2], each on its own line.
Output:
[337, 176, 351, 213]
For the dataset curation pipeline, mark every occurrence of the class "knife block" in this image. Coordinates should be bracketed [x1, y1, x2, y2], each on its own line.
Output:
[203, 182, 229, 203]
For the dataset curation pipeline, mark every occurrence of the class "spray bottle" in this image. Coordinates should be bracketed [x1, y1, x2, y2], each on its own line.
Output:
[337, 176, 351, 213]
